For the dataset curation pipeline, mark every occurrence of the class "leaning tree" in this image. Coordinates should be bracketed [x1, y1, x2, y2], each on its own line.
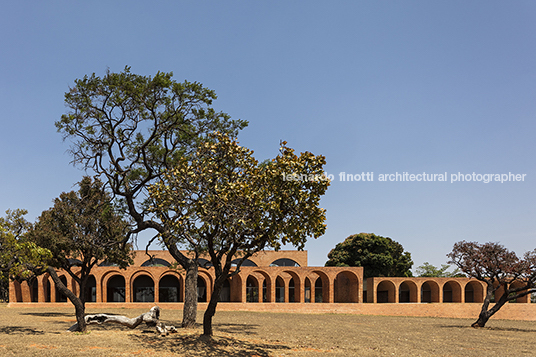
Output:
[149, 133, 330, 336]
[55, 66, 247, 327]
[30, 176, 133, 332]
[447, 241, 536, 327]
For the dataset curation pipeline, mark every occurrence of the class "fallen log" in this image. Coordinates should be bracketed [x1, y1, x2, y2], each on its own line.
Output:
[68, 306, 177, 335]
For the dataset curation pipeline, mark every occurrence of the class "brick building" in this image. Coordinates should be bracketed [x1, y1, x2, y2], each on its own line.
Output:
[9, 250, 534, 321]
[9, 250, 363, 304]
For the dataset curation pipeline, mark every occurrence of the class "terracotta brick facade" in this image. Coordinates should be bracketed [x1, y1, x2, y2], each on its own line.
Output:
[9, 250, 536, 321]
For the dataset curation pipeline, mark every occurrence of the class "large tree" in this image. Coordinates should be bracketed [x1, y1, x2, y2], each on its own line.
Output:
[447, 241, 536, 328]
[149, 133, 330, 336]
[29, 177, 133, 332]
[325, 233, 413, 279]
[55, 66, 247, 327]
[0, 209, 51, 301]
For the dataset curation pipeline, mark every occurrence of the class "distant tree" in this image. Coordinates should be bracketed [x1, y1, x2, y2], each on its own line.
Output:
[149, 133, 329, 336]
[55, 66, 247, 327]
[447, 241, 536, 328]
[415, 262, 465, 278]
[0, 209, 51, 302]
[30, 177, 133, 332]
[325, 233, 413, 279]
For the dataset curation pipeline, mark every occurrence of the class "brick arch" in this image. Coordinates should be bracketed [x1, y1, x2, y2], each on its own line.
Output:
[197, 271, 213, 303]
[158, 273, 182, 302]
[312, 270, 330, 303]
[282, 270, 302, 303]
[377, 280, 396, 303]
[464, 280, 484, 303]
[509, 281, 530, 303]
[442, 280, 462, 303]
[420, 280, 440, 303]
[398, 280, 418, 303]
[334, 271, 360, 303]
[131, 273, 155, 302]
[245, 274, 262, 303]
[103, 273, 126, 303]
[251, 270, 273, 302]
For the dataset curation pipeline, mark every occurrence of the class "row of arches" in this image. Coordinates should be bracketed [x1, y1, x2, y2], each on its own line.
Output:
[12, 268, 362, 304]
[370, 279, 532, 303]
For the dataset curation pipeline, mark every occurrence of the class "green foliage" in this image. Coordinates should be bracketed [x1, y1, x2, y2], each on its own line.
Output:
[149, 132, 330, 255]
[55, 66, 247, 206]
[0, 209, 52, 283]
[415, 262, 465, 278]
[30, 177, 133, 272]
[325, 233, 413, 279]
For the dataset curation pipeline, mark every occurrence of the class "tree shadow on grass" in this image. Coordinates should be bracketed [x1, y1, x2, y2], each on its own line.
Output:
[130, 333, 290, 357]
[438, 324, 536, 333]
[214, 323, 260, 336]
[19, 312, 73, 317]
[0, 326, 45, 335]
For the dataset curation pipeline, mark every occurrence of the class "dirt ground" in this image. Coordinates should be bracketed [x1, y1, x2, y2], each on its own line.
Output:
[1, 304, 535, 356]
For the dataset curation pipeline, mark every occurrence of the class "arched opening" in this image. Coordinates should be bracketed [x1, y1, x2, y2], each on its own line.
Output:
[107, 275, 125, 302]
[30, 279, 39, 302]
[420, 281, 440, 303]
[289, 278, 295, 302]
[56, 276, 68, 302]
[443, 281, 462, 303]
[159, 275, 181, 302]
[198, 276, 207, 302]
[376, 280, 396, 303]
[508, 281, 529, 303]
[315, 278, 323, 303]
[45, 279, 51, 302]
[399, 281, 418, 303]
[219, 279, 231, 302]
[465, 281, 484, 303]
[270, 258, 300, 267]
[334, 271, 359, 303]
[85, 275, 97, 302]
[231, 258, 257, 267]
[133, 275, 154, 302]
[141, 258, 171, 267]
[246, 276, 258, 303]
[305, 278, 312, 303]
[275, 277, 285, 303]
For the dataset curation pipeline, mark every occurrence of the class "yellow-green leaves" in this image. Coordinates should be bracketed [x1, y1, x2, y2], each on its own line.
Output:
[148, 132, 329, 254]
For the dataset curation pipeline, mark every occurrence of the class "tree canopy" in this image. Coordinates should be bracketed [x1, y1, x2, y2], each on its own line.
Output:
[0, 209, 51, 282]
[447, 241, 536, 328]
[30, 176, 133, 332]
[149, 133, 330, 335]
[56, 66, 247, 327]
[325, 233, 413, 279]
[415, 262, 464, 278]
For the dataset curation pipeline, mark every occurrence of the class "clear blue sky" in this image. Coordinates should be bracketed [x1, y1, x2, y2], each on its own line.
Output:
[1, 1, 535, 270]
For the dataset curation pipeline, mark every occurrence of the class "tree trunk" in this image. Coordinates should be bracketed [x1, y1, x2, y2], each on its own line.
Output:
[203, 274, 227, 336]
[182, 260, 198, 328]
[47, 267, 87, 332]
[472, 287, 508, 328]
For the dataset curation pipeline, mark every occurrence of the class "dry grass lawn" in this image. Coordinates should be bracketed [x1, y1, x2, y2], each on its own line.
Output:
[1, 304, 535, 356]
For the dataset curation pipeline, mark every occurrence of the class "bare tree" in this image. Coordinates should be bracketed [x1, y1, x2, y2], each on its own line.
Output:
[448, 241, 536, 327]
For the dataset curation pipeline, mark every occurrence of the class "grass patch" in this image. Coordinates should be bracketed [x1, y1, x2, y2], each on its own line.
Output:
[1, 304, 535, 356]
